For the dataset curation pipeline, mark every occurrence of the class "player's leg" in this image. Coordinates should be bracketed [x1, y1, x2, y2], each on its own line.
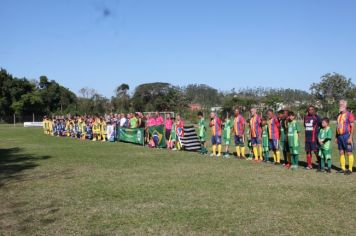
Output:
[224, 140, 230, 158]
[235, 136, 241, 157]
[252, 139, 259, 161]
[263, 145, 270, 162]
[217, 136, 222, 157]
[240, 143, 246, 159]
[319, 151, 325, 172]
[211, 136, 216, 156]
[326, 149, 332, 172]
[258, 143, 263, 161]
[345, 134, 354, 174]
[305, 141, 313, 170]
[337, 135, 346, 173]
[275, 140, 281, 164]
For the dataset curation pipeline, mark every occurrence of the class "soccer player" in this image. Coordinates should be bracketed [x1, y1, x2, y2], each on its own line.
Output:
[65, 119, 71, 137]
[78, 118, 87, 140]
[197, 112, 208, 154]
[304, 105, 322, 170]
[222, 114, 232, 158]
[287, 111, 301, 170]
[245, 119, 253, 159]
[336, 100, 355, 175]
[155, 111, 164, 126]
[48, 118, 54, 136]
[176, 114, 185, 144]
[267, 109, 281, 164]
[249, 108, 262, 161]
[318, 118, 332, 173]
[43, 116, 48, 134]
[92, 118, 101, 141]
[278, 110, 291, 168]
[261, 117, 270, 162]
[170, 116, 177, 150]
[165, 113, 173, 141]
[106, 121, 115, 142]
[100, 118, 107, 141]
[130, 113, 138, 128]
[209, 112, 222, 157]
[233, 108, 246, 159]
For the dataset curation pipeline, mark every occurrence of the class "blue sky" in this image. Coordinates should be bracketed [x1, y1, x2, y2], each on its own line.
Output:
[1, 0, 355, 97]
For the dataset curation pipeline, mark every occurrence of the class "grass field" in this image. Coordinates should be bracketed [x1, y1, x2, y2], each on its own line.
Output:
[1, 124, 356, 235]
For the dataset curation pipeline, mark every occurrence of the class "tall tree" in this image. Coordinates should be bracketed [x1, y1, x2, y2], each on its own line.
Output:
[310, 73, 355, 115]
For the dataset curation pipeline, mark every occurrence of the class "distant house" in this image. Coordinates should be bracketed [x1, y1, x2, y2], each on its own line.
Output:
[189, 103, 202, 111]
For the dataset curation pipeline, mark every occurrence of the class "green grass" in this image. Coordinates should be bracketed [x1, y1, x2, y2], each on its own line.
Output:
[1, 124, 356, 235]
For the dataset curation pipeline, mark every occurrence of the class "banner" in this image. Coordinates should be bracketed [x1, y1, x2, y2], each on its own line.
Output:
[148, 125, 166, 148]
[118, 127, 144, 145]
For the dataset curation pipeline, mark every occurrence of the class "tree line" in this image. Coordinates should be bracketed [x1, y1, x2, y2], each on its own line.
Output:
[1, 68, 355, 122]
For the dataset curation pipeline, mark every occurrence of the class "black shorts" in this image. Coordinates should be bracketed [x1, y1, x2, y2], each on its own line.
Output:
[305, 141, 318, 152]
[165, 129, 171, 140]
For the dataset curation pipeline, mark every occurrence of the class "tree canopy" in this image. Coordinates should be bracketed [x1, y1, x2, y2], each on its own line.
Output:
[1, 67, 355, 121]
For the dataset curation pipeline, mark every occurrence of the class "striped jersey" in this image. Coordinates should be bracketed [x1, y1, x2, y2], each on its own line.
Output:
[268, 116, 280, 140]
[336, 111, 354, 135]
[249, 115, 261, 138]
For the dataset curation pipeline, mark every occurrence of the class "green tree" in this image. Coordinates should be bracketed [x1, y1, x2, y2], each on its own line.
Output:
[310, 73, 355, 116]
[112, 83, 130, 112]
[184, 84, 221, 108]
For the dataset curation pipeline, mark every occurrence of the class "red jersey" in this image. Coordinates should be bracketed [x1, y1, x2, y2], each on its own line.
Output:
[268, 116, 280, 140]
[250, 114, 261, 138]
[210, 118, 222, 136]
[234, 114, 245, 136]
[337, 111, 354, 135]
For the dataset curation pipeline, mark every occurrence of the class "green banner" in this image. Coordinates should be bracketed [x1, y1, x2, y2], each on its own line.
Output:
[118, 127, 144, 145]
[148, 125, 166, 148]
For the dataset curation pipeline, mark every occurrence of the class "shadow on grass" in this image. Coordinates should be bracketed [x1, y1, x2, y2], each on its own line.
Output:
[0, 147, 51, 187]
[236, 152, 344, 171]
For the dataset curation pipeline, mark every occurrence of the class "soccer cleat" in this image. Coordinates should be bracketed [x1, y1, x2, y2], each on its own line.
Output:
[210, 153, 215, 157]
[345, 170, 352, 175]
[305, 166, 313, 170]
[326, 168, 332, 173]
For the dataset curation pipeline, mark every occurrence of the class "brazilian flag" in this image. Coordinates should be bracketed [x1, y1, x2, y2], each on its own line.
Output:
[148, 125, 166, 148]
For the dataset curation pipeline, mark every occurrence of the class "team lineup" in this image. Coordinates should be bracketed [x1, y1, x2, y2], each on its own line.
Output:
[42, 99, 354, 175]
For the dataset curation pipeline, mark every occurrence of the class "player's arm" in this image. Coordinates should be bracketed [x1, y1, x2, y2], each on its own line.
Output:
[348, 114, 354, 143]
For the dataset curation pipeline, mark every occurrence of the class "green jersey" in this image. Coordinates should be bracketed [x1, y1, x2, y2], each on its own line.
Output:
[223, 119, 232, 140]
[198, 118, 206, 139]
[262, 124, 269, 148]
[287, 120, 301, 148]
[130, 117, 138, 128]
[318, 126, 332, 150]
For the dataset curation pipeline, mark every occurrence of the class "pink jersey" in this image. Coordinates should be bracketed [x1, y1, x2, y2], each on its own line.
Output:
[165, 118, 173, 130]
[147, 117, 156, 127]
[155, 116, 164, 126]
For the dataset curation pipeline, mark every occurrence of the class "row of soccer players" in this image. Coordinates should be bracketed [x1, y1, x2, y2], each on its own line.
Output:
[196, 100, 354, 175]
[42, 112, 182, 145]
[43, 116, 116, 141]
